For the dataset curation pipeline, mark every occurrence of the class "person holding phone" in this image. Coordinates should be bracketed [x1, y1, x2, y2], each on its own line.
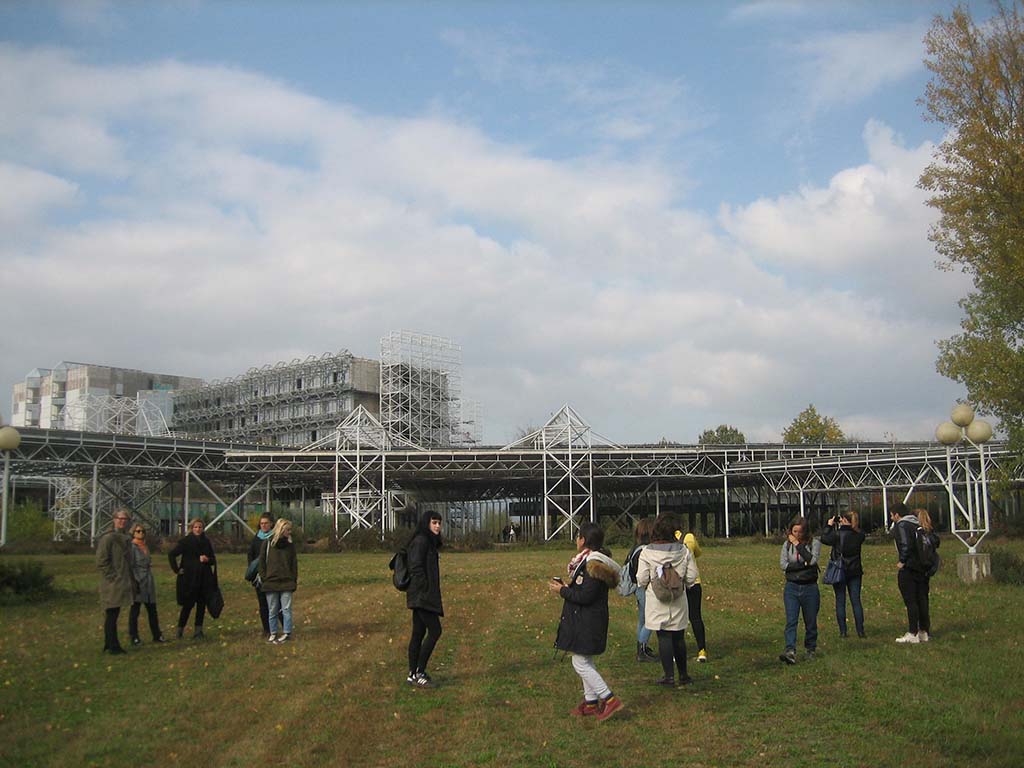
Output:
[821, 511, 866, 638]
[548, 522, 624, 722]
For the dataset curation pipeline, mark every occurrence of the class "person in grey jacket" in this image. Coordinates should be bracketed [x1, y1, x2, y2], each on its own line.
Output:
[128, 522, 166, 645]
[778, 516, 821, 664]
[96, 508, 133, 654]
[258, 518, 298, 644]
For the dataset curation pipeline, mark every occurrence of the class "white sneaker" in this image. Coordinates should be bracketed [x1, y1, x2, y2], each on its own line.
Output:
[895, 632, 920, 644]
[274, 633, 291, 644]
[917, 631, 930, 643]
[266, 634, 277, 644]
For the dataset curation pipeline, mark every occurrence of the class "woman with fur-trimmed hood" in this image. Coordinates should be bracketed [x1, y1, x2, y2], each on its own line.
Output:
[548, 522, 624, 722]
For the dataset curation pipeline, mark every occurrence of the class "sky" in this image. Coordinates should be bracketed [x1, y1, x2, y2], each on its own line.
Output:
[0, 0, 991, 445]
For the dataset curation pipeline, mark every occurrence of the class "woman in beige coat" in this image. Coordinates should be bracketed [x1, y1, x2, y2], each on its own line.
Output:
[636, 515, 699, 687]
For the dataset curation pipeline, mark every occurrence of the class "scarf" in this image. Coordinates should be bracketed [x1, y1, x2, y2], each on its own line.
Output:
[257, 529, 272, 541]
[567, 548, 591, 575]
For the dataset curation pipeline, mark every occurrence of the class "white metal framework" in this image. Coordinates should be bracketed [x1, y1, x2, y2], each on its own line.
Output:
[505, 405, 619, 540]
[60, 393, 173, 436]
[318, 406, 393, 538]
[172, 352, 379, 446]
[380, 331, 462, 448]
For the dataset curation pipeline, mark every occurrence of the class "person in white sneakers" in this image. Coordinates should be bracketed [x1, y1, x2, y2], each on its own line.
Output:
[259, 518, 298, 644]
[890, 503, 939, 644]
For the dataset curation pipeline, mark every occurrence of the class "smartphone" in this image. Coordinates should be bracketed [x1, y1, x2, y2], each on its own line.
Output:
[551, 576, 564, 583]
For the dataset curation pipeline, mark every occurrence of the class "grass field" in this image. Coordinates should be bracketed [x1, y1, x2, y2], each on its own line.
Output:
[1, 539, 1022, 768]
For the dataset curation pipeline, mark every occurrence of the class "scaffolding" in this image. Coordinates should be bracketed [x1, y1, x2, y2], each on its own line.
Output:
[380, 331, 462, 448]
[60, 393, 173, 436]
[52, 394, 171, 541]
[171, 352, 379, 446]
[318, 406, 394, 537]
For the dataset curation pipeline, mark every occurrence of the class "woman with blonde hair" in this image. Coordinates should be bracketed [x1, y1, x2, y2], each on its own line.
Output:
[821, 511, 866, 638]
[259, 518, 298, 644]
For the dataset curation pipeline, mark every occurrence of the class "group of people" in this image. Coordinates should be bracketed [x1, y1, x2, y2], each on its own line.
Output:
[98, 500, 944, 720]
[96, 508, 300, 653]
[779, 500, 942, 663]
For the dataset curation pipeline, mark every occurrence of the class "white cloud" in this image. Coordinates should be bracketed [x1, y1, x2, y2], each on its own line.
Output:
[795, 21, 927, 109]
[0, 45, 968, 443]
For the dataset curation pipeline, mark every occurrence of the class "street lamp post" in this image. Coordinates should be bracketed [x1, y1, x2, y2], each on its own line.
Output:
[0, 425, 23, 548]
[935, 405, 993, 583]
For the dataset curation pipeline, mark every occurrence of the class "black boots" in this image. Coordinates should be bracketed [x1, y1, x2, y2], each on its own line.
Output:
[636, 642, 657, 662]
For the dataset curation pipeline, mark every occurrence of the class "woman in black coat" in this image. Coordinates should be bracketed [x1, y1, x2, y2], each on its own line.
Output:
[405, 510, 444, 688]
[168, 518, 217, 640]
[821, 511, 867, 638]
[548, 522, 624, 722]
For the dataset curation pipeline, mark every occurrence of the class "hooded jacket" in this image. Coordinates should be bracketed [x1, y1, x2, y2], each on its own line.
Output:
[637, 542, 699, 631]
[259, 536, 298, 592]
[554, 550, 620, 656]
[406, 513, 444, 616]
[892, 515, 939, 574]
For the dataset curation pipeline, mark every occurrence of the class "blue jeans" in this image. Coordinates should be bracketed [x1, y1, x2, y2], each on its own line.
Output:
[833, 575, 864, 636]
[636, 588, 652, 644]
[266, 591, 293, 635]
[783, 581, 819, 651]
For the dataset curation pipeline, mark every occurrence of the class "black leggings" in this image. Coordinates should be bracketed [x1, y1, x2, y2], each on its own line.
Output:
[687, 583, 707, 651]
[129, 601, 162, 640]
[408, 608, 443, 674]
[178, 597, 207, 629]
[656, 629, 688, 680]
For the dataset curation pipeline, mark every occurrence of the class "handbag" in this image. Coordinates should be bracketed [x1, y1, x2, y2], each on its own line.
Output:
[822, 556, 845, 585]
[206, 563, 225, 618]
[822, 528, 846, 585]
[244, 558, 259, 583]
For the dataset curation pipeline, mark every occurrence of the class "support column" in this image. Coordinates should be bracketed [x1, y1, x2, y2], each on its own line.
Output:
[90, 463, 100, 547]
[183, 469, 190, 535]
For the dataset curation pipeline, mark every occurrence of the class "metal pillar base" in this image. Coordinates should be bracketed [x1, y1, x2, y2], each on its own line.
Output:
[956, 552, 991, 583]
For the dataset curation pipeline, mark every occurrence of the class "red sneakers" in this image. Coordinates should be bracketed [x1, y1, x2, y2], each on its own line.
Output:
[569, 699, 599, 716]
[595, 695, 623, 722]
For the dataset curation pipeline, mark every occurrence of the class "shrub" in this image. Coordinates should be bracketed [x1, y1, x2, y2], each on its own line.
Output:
[989, 548, 1024, 586]
[0, 559, 55, 603]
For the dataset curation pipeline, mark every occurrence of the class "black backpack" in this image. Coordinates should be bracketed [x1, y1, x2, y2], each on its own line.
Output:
[915, 527, 938, 573]
[389, 548, 411, 591]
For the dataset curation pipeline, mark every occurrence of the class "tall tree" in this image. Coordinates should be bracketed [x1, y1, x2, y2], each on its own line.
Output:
[920, 1, 1024, 444]
[698, 424, 747, 444]
[782, 404, 845, 444]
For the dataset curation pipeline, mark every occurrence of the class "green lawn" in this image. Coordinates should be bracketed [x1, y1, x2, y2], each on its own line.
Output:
[1, 540, 1022, 768]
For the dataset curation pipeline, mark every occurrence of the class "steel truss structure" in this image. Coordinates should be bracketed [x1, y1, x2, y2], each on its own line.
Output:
[172, 351, 378, 447]
[315, 406, 396, 538]
[380, 331, 463, 448]
[60, 393, 173, 436]
[7, 406, 1022, 547]
[52, 393, 174, 541]
[505, 405, 614, 540]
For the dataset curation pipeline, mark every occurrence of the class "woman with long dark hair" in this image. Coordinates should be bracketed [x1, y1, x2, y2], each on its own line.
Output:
[406, 510, 444, 688]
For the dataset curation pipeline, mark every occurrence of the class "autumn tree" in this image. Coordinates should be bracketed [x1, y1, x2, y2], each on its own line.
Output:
[698, 424, 747, 444]
[920, 1, 1024, 444]
[782, 404, 845, 444]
